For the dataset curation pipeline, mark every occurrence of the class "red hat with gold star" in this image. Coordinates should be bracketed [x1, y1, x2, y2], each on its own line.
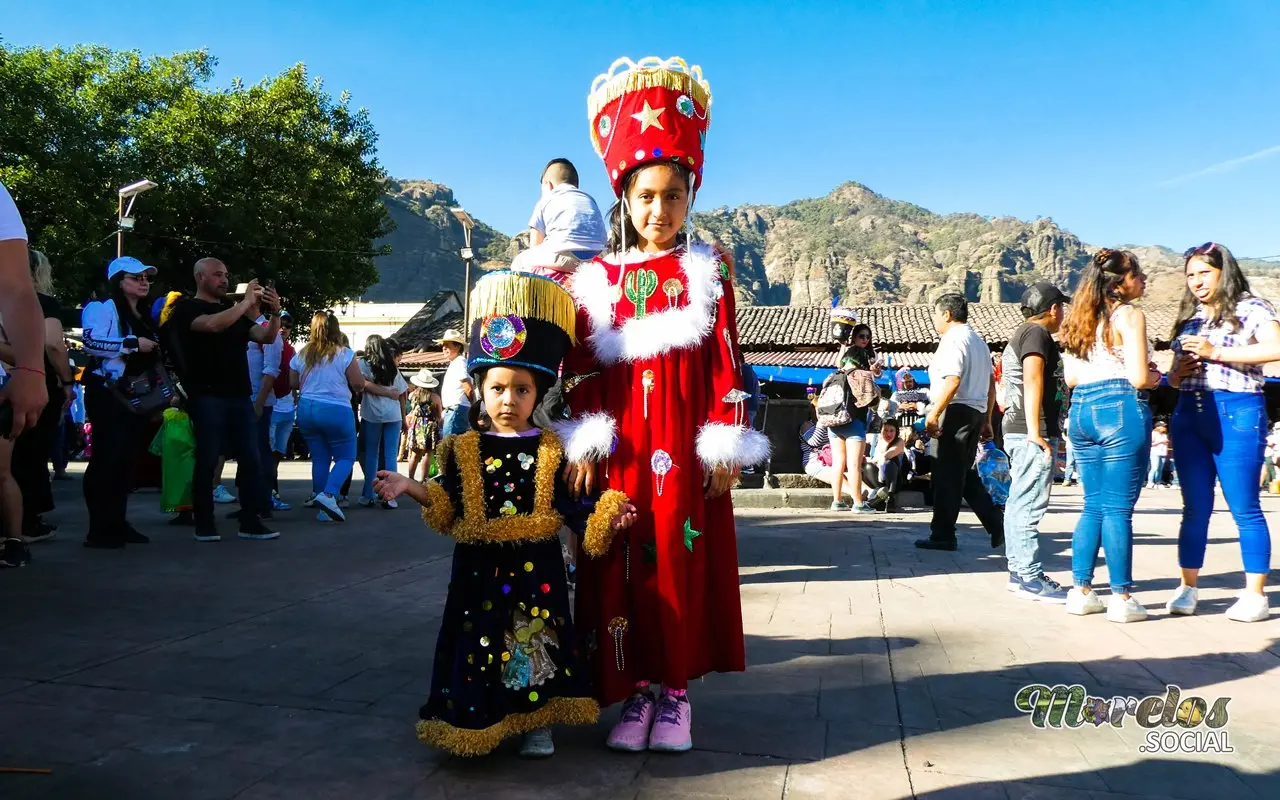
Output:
[587, 56, 712, 196]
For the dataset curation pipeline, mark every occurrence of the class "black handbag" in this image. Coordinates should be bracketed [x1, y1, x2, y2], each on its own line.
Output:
[107, 362, 178, 416]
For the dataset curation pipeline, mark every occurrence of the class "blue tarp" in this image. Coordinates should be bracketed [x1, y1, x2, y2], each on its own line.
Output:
[752, 365, 932, 387]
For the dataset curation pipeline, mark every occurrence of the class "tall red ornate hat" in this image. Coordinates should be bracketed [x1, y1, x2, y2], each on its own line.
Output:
[587, 56, 712, 196]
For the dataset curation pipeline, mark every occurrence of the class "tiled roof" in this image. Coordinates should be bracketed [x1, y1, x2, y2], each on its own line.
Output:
[398, 350, 453, 368]
[737, 302, 1183, 350]
[389, 291, 464, 352]
[745, 350, 944, 370]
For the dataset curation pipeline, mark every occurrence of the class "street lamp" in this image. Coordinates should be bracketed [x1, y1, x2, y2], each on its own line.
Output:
[117, 179, 158, 257]
[450, 206, 476, 317]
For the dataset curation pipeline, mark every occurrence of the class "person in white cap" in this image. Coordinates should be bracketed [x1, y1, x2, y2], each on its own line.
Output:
[437, 329, 472, 436]
[79, 255, 163, 549]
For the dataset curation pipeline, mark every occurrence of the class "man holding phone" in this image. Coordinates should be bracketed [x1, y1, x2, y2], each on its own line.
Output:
[168, 258, 282, 542]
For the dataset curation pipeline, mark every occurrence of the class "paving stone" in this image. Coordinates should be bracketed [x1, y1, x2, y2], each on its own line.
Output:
[5, 465, 1280, 795]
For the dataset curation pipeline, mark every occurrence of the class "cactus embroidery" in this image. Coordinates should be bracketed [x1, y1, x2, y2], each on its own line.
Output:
[623, 268, 659, 318]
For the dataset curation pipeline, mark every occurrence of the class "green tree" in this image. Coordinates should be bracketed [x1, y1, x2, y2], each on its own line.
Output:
[0, 41, 391, 317]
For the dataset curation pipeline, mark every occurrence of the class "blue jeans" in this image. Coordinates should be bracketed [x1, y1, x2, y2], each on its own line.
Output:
[1148, 455, 1167, 485]
[297, 398, 357, 496]
[1004, 434, 1057, 580]
[1068, 380, 1151, 593]
[361, 419, 401, 500]
[442, 405, 471, 437]
[270, 408, 295, 454]
[1171, 391, 1271, 574]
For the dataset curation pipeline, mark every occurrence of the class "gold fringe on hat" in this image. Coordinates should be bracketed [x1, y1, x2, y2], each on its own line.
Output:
[467, 272, 577, 344]
[587, 56, 712, 155]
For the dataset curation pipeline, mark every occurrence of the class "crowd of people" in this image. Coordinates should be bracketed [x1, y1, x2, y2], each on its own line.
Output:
[801, 243, 1280, 626]
[1, 52, 1278, 768]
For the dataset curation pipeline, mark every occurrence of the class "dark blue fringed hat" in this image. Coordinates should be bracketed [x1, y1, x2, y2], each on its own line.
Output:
[466, 271, 576, 379]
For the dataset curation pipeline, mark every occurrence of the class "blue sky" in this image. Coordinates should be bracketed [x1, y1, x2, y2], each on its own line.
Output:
[8, 1, 1280, 257]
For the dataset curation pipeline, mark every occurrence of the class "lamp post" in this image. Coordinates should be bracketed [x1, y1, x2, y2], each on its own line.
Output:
[117, 179, 158, 257]
[450, 206, 476, 317]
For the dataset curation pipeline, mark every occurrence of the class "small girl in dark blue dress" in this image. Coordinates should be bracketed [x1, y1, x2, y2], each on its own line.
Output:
[375, 271, 634, 758]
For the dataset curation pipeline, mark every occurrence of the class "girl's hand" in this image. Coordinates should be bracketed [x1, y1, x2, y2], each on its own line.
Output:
[373, 470, 412, 501]
[703, 464, 741, 499]
[611, 502, 638, 530]
[563, 460, 595, 499]
[1169, 354, 1202, 386]
[1180, 336, 1217, 360]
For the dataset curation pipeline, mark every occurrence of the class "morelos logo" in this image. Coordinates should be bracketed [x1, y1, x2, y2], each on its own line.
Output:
[1014, 684, 1232, 753]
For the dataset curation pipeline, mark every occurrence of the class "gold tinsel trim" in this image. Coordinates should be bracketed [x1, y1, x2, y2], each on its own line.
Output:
[448, 430, 568, 546]
[421, 436, 457, 532]
[420, 480, 455, 533]
[581, 489, 629, 558]
[416, 696, 600, 757]
[467, 272, 577, 344]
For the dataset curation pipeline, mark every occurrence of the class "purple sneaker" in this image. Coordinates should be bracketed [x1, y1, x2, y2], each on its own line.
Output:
[647, 693, 692, 752]
[606, 691, 656, 752]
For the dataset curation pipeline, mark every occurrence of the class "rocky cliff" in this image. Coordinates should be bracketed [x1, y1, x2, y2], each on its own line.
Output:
[692, 182, 1093, 307]
[362, 179, 510, 302]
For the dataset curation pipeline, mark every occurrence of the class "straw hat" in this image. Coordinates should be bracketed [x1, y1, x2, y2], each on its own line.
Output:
[436, 328, 466, 346]
[410, 369, 439, 390]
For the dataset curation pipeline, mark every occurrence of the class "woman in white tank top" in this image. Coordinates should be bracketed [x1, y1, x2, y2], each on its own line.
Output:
[1058, 249, 1161, 623]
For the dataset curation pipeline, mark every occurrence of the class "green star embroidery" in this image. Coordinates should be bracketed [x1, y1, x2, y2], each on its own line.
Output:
[718, 262, 730, 280]
[641, 541, 657, 564]
[683, 518, 702, 552]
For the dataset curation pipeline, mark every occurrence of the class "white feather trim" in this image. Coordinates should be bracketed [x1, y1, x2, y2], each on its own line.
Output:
[551, 412, 617, 463]
[572, 242, 723, 364]
[695, 423, 772, 469]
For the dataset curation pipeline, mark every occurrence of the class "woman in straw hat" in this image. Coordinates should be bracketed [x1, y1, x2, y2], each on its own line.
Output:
[404, 368, 441, 481]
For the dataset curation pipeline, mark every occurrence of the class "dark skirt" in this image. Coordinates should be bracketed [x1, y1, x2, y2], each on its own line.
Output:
[417, 536, 597, 756]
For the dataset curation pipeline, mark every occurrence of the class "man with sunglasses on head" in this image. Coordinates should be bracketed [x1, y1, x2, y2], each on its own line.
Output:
[168, 258, 282, 543]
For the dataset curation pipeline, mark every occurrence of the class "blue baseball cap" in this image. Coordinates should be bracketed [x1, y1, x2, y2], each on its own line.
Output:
[106, 256, 156, 280]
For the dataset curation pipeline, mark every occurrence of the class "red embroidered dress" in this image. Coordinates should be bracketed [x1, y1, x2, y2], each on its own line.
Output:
[559, 240, 770, 706]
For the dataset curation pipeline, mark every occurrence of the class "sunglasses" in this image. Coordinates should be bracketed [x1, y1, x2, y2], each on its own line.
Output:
[124, 272, 154, 282]
[1183, 242, 1219, 259]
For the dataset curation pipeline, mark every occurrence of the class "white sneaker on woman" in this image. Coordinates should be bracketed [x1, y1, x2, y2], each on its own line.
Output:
[1165, 585, 1199, 616]
[1225, 591, 1270, 623]
[1107, 594, 1147, 623]
[1065, 588, 1105, 616]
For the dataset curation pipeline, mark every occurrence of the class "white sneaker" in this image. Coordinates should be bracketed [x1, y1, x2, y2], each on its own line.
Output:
[212, 485, 237, 504]
[1107, 594, 1148, 623]
[338, 495, 351, 509]
[1065, 587, 1105, 616]
[357, 497, 377, 508]
[303, 493, 317, 508]
[314, 492, 346, 522]
[383, 499, 398, 509]
[1165, 585, 1199, 616]
[1225, 591, 1270, 623]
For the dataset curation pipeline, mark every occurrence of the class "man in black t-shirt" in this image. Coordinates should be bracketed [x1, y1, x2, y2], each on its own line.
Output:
[169, 258, 282, 541]
[1000, 282, 1070, 603]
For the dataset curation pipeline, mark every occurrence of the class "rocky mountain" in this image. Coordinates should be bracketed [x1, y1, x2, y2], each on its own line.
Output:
[362, 179, 510, 302]
[692, 182, 1093, 307]
[367, 178, 1277, 309]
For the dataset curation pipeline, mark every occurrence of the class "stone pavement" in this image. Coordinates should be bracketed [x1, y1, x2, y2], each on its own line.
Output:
[3, 462, 1280, 799]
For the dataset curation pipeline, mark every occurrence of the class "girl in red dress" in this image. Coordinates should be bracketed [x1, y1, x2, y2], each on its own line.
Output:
[556, 56, 770, 753]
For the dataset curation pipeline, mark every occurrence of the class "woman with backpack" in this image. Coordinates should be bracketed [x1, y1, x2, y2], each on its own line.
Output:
[816, 311, 881, 512]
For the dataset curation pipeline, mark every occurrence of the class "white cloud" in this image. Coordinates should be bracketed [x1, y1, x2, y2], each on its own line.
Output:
[1159, 144, 1280, 187]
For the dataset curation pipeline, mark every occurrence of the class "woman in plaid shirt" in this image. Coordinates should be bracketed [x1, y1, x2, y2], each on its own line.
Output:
[1166, 242, 1280, 623]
